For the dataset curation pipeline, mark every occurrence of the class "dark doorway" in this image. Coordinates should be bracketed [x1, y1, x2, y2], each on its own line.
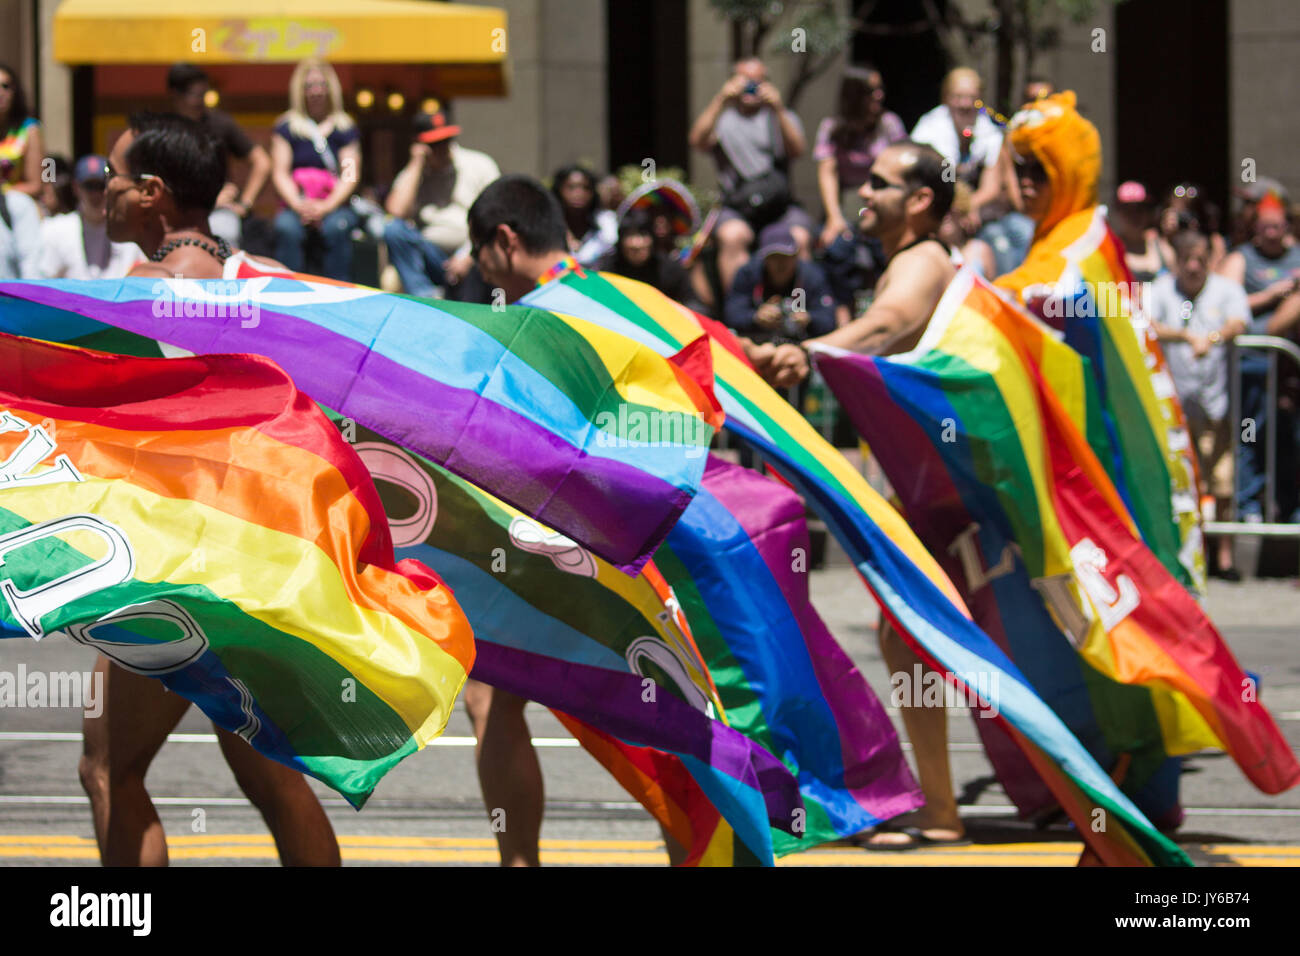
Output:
[606, 0, 688, 174]
[850, 0, 951, 130]
[1115, 0, 1230, 224]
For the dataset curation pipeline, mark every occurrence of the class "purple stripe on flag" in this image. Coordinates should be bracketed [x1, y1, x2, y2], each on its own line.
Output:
[470, 640, 803, 829]
[1, 284, 690, 574]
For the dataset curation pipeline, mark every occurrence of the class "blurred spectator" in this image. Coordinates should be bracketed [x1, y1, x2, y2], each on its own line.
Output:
[981, 77, 1055, 275]
[384, 108, 500, 296]
[37, 153, 76, 218]
[911, 68, 1002, 228]
[1149, 231, 1250, 577]
[551, 165, 618, 267]
[0, 182, 40, 278]
[1111, 180, 1164, 282]
[724, 222, 835, 344]
[596, 207, 692, 302]
[270, 60, 360, 280]
[814, 65, 906, 249]
[689, 57, 813, 292]
[0, 63, 45, 199]
[616, 178, 700, 257]
[39, 155, 144, 279]
[1228, 177, 1290, 249]
[167, 63, 271, 249]
[818, 218, 885, 328]
[596, 173, 625, 215]
[1156, 183, 1226, 274]
[940, 182, 996, 278]
[1219, 193, 1300, 521]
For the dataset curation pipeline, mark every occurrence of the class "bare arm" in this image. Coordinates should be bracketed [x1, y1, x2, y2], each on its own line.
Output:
[239, 144, 271, 209]
[270, 135, 301, 211]
[385, 145, 427, 219]
[322, 141, 361, 212]
[807, 252, 950, 355]
[1268, 291, 1300, 336]
[969, 158, 1003, 220]
[13, 125, 45, 198]
[688, 76, 746, 152]
[817, 156, 844, 227]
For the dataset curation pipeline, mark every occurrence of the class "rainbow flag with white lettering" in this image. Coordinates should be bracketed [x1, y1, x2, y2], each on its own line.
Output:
[998, 210, 1204, 592]
[0, 334, 474, 807]
[814, 270, 1299, 804]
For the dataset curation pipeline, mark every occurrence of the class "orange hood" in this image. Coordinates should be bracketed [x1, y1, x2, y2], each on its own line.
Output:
[995, 91, 1103, 302]
[1008, 90, 1101, 241]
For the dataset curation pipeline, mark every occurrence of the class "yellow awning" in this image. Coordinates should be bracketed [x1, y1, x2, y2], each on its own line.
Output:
[54, 0, 508, 66]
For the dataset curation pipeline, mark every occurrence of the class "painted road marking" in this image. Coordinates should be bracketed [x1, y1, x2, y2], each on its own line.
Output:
[0, 835, 1297, 866]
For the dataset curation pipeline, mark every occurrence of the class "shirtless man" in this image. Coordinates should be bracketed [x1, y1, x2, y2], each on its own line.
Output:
[774, 142, 967, 849]
[81, 112, 340, 866]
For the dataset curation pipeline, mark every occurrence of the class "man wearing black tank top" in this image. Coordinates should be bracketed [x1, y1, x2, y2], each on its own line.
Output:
[774, 143, 969, 850]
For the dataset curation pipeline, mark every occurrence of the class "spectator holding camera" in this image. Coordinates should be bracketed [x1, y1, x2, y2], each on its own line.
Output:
[723, 222, 834, 345]
[689, 57, 813, 293]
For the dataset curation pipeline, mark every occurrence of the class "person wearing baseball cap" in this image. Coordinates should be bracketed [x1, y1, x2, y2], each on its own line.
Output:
[37, 153, 143, 279]
[383, 105, 500, 299]
[1112, 180, 1164, 282]
[723, 220, 835, 348]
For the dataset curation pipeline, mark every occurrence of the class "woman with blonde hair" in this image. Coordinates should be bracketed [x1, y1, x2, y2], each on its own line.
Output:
[270, 59, 361, 279]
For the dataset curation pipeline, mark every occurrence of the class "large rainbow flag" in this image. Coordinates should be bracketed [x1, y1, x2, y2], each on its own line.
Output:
[997, 209, 1204, 592]
[0, 334, 475, 807]
[0, 276, 720, 575]
[339, 420, 804, 864]
[813, 269, 1299, 802]
[522, 268, 1195, 865]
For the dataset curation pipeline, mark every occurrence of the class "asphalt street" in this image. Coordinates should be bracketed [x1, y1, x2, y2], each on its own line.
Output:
[1, 558, 1297, 867]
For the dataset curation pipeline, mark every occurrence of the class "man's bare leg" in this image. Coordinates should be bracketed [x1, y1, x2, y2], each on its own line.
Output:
[80, 656, 191, 866]
[216, 729, 340, 866]
[463, 679, 544, 866]
[867, 621, 965, 846]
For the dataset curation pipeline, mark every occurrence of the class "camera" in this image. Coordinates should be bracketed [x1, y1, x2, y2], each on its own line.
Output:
[743, 80, 759, 96]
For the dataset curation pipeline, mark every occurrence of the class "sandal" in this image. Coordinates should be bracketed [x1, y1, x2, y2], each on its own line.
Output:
[858, 825, 972, 852]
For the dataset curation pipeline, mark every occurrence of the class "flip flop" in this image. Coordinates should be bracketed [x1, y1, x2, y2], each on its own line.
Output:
[859, 826, 972, 852]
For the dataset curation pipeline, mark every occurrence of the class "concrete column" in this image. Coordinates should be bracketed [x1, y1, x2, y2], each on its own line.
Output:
[38, 0, 73, 158]
[1230, 0, 1300, 199]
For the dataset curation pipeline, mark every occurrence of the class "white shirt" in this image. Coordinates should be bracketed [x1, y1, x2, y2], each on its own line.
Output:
[0, 189, 42, 279]
[910, 105, 1003, 180]
[397, 143, 501, 253]
[39, 212, 144, 279]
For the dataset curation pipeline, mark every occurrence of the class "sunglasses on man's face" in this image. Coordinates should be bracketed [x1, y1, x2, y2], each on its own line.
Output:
[867, 173, 905, 192]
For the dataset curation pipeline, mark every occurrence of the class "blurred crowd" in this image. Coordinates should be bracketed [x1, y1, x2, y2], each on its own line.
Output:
[2, 55, 1298, 535]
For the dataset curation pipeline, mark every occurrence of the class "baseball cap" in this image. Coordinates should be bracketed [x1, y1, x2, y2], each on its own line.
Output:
[413, 110, 461, 144]
[1238, 176, 1289, 206]
[1115, 180, 1148, 205]
[756, 222, 798, 260]
[74, 155, 109, 184]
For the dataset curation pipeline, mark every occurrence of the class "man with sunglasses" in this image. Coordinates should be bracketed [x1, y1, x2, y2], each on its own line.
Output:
[38, 154, 143, 279]
[776, 144, 969, 851]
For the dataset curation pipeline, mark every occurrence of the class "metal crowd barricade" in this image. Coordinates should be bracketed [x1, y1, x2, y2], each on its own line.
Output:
[1205, 335, 1300, 557]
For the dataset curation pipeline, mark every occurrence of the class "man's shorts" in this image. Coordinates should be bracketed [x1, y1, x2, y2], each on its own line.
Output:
[1189, 415, 1234, 505]
[716, 203, 816, 237]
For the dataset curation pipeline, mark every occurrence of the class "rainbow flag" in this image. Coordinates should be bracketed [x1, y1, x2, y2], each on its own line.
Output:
[339, 419, 803, 864]
[997, 210, 1204, 591]
[0, 276, 720, 575]
[0, 334, 474, 807]
[523, 269, 1194, 865]
[813, 269, 1300, 801]
[660, 456, 923, 854]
